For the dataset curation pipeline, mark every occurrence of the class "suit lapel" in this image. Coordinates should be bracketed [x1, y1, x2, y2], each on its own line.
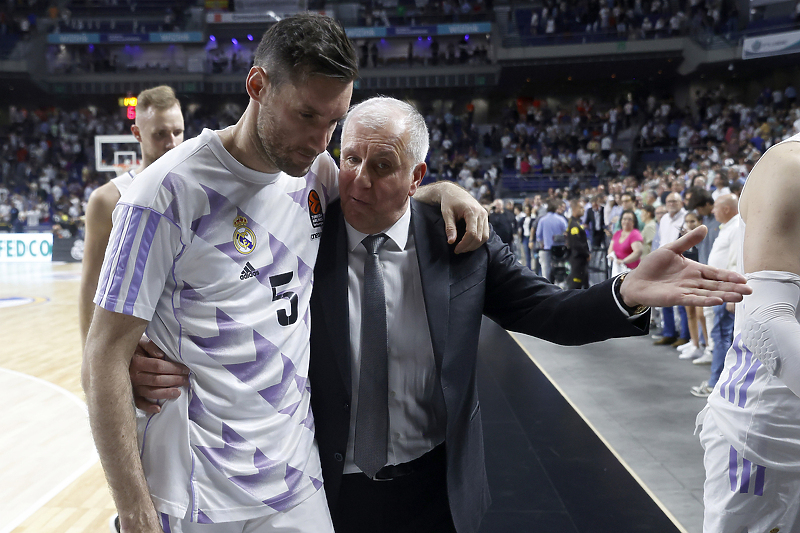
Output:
[411, 200, 449, 373]
[315, 202, 353, 396]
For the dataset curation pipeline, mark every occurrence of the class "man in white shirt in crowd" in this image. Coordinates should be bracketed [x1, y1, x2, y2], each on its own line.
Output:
[691, 194, 741, 396]
[653, 192, 689, 345]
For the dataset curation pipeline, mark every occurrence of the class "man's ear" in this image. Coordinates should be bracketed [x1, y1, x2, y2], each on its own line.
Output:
[246, 66, 270, 101]
[408, 162, 427, 197]
[131, 124, 141, 143]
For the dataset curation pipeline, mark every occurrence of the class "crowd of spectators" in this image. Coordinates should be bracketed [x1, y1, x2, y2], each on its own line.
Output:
[638, 84, 800, 158]
[519, 0, 739, 41]
[354, 0, 493, 27]
[416, 95, 639, 206]
[0, 83, 791, 254]
[0, 101, 231, 235]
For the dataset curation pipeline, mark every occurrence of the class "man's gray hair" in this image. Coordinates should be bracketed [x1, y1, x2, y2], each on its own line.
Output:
[342, 96, 429, 166]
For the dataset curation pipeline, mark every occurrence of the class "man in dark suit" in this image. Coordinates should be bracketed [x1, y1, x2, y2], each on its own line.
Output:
[130, 97, 751, 533]
[585, 194, 606, 249]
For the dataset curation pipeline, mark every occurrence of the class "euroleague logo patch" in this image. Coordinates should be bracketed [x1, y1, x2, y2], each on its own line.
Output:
[308, 190, 324, 228]
[233, 216, 256, 255]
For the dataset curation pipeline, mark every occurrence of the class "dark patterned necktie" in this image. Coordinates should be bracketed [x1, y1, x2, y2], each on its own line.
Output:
[354, 233, 390, 478]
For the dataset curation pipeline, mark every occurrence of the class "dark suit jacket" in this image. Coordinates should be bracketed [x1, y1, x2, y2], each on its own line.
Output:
[309, 199, 648, 533]
[585, 205, 606, 248]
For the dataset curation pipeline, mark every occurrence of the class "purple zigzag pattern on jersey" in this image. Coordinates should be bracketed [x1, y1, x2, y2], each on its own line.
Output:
[187, 307, 252, 360]
[226, 329, 285, 401]
[319, 179, 333, 206]
[294, 371, 307, 395]
[252, 233, 313, 292]
[227, 447, 285, 501]
[278, 401, 301, 417]
[300, 400, 314, 430]
[179, 281, 203, 310]
[187, 309, 296, 405]
[261, 464, 308, 512]
[197, 510, 213, 524]
[160, 172, 189, 224]
[258, 353, 298, 409]
[196, 423, 285, 501]
[311, 476, 323, 491]
[187, 387, 212, 424]
[191, 184, 235, 243]
[284, 172, 316, 208]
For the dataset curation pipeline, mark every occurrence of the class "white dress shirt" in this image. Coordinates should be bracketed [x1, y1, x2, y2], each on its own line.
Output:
[657, 207, 686, 248]
[706, 214, 740, 271]
[343, 206, 446, 474]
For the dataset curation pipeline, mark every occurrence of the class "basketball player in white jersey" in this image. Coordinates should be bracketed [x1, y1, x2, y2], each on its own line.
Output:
[79, 85, 184, 347]
[82, 14, 488, 533]
[698, 133, 800, 532]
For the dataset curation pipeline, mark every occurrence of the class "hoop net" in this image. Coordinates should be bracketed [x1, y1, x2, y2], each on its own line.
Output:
[113, 163, 135, 176]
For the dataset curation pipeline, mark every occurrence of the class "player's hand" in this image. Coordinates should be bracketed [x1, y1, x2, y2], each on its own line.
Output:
[440, 189, 489, 253]
[620, 225, 752, 308]
[130, 336, 189, 414]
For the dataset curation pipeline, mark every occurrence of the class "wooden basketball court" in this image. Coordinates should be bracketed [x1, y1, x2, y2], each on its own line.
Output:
[1, 262, 116, 533]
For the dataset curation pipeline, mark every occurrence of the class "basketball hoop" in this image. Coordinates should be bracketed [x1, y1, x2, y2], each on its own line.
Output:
[113, 163, 134, 176]
[94, 134, 140, 173]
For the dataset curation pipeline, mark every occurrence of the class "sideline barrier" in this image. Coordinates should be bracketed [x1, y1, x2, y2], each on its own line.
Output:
[0, 233, 54, 262]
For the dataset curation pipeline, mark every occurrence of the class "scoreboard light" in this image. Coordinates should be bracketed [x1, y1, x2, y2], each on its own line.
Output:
[118, 96, 138, 107]
[119, 96, 138, 120]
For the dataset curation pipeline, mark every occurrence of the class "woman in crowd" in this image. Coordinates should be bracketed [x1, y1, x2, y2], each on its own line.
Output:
[608, 209, 643, 277]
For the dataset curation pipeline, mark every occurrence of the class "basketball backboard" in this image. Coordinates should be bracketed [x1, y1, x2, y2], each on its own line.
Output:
[94, 135, 140, 174]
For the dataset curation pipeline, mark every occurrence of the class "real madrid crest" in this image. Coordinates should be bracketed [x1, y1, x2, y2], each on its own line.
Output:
[233, 216, 256, 255]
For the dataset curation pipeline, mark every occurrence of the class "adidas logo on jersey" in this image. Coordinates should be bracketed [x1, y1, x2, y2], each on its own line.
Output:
[240, 262, 260, 280]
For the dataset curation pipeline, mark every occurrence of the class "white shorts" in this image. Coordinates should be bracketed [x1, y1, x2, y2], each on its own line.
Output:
[700, 412, 800, 533]
[160, 488, 334, 533]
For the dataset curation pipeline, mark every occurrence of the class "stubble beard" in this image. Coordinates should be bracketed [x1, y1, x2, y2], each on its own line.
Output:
[256, 107, 314, 177]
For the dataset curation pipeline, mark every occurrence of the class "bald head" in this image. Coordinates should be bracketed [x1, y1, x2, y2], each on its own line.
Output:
[665, 192, 683, 216]
[712, 193, 738, 224]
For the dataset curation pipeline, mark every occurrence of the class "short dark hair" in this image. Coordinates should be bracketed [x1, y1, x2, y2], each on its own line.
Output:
[641, 204, 655, 219]
[621, 209, 639, 230]
[686, 188, 713, 211]
[254, 13, 358, 90]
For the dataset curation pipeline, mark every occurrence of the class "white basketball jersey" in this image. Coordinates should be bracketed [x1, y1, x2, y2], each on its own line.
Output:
[95, 128, 338, 522]
[706, 132, 800, 471]
[111, 169, 135, 196]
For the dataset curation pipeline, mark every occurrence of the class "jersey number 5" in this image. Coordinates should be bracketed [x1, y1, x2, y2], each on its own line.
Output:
[270, 272, 298, 326]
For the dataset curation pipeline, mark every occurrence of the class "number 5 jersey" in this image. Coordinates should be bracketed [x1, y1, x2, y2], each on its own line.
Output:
[95, 128, 338, 523]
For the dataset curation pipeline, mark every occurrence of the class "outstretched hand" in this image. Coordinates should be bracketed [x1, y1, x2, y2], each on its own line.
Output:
[130, 336, 189, 414]
[619, 225, 752, 308]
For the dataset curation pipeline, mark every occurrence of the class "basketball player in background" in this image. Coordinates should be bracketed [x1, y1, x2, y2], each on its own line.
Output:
[698, 136, 800, 532]
[78, 85, 184, 347]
